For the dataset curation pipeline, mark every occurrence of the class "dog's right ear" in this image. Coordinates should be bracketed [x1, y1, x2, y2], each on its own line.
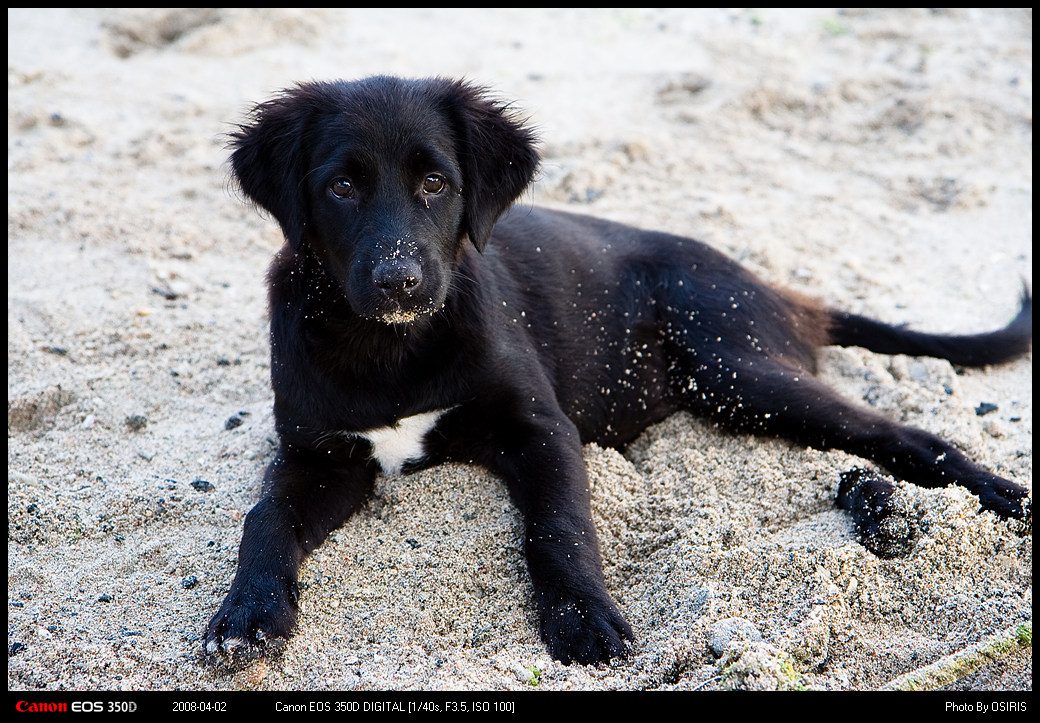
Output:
[228, 87, 313, 250]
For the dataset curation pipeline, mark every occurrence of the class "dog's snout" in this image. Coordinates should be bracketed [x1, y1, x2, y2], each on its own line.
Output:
[373, 259, 422, 298]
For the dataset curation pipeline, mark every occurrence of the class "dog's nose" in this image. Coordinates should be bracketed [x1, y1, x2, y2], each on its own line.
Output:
[372, 259, 422, 298]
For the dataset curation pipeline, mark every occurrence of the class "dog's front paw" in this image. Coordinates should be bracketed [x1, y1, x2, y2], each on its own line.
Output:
[538, 593, 634, 665]
[202, 577, 299, 667]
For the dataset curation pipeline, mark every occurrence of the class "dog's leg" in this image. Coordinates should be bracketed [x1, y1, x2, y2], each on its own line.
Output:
[675, 357, 1029, 520]
[204, 447, 375, 663]
[491, 412, 634, 665]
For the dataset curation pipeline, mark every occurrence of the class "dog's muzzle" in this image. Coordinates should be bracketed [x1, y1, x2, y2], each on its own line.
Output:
[373, 257, 422, 300]
[367, 256, 443, 325]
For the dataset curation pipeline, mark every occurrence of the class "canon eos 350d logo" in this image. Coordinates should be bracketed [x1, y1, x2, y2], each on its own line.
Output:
[15, 700, 138, 713]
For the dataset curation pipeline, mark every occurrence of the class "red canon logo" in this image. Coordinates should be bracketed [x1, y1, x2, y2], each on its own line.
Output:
[14, 701, 107, 713]
[15, 701, 68, 712]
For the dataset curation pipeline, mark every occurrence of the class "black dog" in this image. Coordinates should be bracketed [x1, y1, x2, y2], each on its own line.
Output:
[205, 76, 1031, 666]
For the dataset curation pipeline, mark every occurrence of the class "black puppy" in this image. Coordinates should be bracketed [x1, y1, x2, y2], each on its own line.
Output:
[205, 76, 1031, 666]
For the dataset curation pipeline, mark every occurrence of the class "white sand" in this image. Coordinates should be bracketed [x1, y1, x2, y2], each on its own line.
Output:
[8, 9, 1031, 692]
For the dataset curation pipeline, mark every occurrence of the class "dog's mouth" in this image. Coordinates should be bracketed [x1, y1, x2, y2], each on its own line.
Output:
[376, 305, 438, 325]
[369, 296, 445, 326]
[346, 282, 446, 325]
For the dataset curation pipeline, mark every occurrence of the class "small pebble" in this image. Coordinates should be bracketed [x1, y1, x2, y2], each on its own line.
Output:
[708, 617, 762, 657]
[975, 402, 999, 416]
[126, 414, 148, 432]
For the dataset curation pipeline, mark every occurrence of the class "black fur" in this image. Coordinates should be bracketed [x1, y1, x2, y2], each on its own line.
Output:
[204, 76, 1031, 666]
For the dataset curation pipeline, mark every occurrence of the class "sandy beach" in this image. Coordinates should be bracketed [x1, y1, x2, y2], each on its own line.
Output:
[8, 8, 1031, 694]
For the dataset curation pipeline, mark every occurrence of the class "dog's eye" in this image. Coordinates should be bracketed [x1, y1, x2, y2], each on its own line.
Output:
[421, 174, 446, 195]
[330, 178, 355, 199]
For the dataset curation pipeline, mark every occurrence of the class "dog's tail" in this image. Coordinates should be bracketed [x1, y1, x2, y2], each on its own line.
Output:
[826, 286, 1032, 367]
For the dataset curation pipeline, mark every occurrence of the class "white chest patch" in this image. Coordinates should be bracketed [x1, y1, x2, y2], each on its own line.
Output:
[357, 409, 449, 475]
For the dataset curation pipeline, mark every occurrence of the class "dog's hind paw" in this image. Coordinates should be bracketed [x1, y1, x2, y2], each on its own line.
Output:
[973, 472, 1031, 523]
[539, 595, 634, 665]
[837, 467, 920, 559]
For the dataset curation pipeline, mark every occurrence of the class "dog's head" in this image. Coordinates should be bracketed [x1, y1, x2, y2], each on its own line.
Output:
[230, 76, 539, 324]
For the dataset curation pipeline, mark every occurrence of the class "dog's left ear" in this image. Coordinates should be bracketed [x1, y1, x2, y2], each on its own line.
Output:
[440, 80, 540, 252]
